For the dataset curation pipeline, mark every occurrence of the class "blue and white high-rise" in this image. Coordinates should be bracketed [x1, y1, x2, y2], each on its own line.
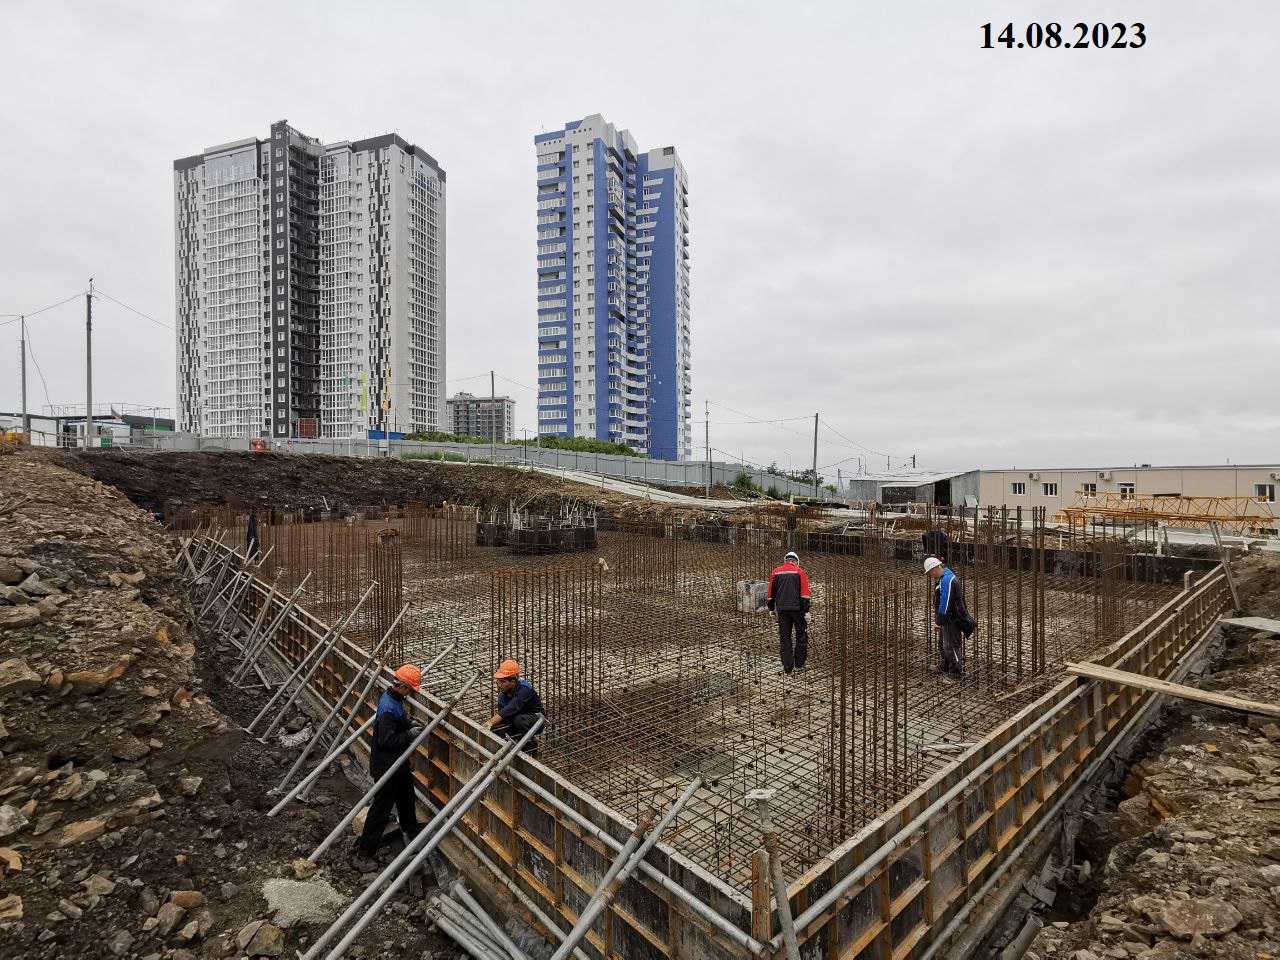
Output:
[534, 115, 690, 460]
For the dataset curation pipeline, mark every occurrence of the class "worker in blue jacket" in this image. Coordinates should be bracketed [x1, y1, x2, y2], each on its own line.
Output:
[925, 556, 970, 678]
[487, 659, 544, 753]
[351, 664, 424, 872]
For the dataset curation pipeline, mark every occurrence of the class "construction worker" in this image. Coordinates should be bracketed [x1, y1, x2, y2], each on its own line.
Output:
[487, 660, 544, 753]
[925, 557, 970, 678]
[351, 664, 423, 871]
[767, 550, 811, 674]
[245, 509, 260, 561]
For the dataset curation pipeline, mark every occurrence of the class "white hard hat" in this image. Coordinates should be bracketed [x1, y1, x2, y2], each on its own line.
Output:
[784, 551, 799, 563]
[923, 557, 943, 574]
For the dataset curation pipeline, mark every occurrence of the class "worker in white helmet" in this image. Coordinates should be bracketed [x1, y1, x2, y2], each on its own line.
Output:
[925, 556, 971, 678]
[767, 550, 811, 674]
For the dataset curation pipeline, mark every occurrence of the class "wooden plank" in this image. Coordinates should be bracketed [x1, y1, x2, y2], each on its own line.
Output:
[1066, 661, 1280, 719]
[1223, 616, 1280, 636]
[750, 849, 771, 944]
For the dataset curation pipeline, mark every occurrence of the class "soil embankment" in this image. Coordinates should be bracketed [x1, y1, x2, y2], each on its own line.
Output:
[0, 452, 451, 959]
[44, 447, 651, 517]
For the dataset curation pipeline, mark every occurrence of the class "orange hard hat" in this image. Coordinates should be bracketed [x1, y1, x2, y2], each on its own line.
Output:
[394, 664, 422, 691]
[494, 659, 521, 680]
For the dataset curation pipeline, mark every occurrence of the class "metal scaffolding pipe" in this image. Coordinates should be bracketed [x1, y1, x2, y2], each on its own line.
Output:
[188, 528, 228, 584]
[450, 882, 530, 960]
[248, 582, 376, 737]
[275, 603, 410, 793]
[232, 572, 313, 685]
[305, 719, 542, 960]
[308, 673, 481, 861]
[234, 569, 285, 682]
[436, 895, 523, 960]
[267, 716, 374, 817]
[213, 546, 274, 634]
[427, 902, 510, 960]
[197, 547, 244, 618]
[549, 777, 702, 960]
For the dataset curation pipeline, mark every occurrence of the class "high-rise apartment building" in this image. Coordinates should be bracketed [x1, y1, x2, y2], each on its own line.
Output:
[445, 392, 516, 442]
[175, 120, 445, 439]
[534, 115, 690, 460]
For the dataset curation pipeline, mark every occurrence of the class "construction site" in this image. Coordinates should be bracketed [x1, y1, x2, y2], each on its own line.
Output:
[3, 447, 1272, 960]
[174, 498, 1196, 892]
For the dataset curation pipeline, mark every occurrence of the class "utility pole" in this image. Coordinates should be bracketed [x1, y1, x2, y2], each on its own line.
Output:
[704, 399, 710, 500]
[811, 412, 819, 499]
[18, 316, 27, 438]
[490, 370, 497, 462]
[85, 279, 93, 450]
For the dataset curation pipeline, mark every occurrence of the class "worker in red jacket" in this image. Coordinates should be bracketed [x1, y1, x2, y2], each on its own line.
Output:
[767, 550, 811, 673]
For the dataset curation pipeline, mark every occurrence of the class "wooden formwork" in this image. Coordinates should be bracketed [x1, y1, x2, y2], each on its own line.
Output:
[193, 536, 1230, 960]
[775, 566, 1231, 960]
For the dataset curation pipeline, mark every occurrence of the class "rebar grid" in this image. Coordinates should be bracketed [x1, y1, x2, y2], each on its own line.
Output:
[176, 502, 1179, 894]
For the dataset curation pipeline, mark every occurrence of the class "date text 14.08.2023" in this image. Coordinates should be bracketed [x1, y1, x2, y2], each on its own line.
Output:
[981, 22, 1147, 49]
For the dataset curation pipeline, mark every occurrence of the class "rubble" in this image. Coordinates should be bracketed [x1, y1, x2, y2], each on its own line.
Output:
[1027, 552, 1280, 960]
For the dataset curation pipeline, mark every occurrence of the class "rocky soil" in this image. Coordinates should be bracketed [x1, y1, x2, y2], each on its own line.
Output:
[0, 453, 454, 959]
[1026, 552, 1280, 960]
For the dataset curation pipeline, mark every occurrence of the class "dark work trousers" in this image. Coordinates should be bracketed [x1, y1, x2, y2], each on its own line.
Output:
[356, 765, 421, 856]
[493, 711, 543, 745]
[938, 622, 965, 675]
[777, 610, 809, 672]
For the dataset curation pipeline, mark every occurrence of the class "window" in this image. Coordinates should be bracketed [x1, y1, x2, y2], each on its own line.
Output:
[1119, 483, 1135, 500]
[1256, 483, 1276, 503]
[1042, 482, 1058, 497]
[1081, 482, 1097, 495]
[1010, 482, 1026, 496]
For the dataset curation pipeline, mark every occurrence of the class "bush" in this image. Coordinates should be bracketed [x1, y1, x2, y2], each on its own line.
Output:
[731, 471, 759, 494]
[404, 430, 490, 444]
[520, 435, 644, 457]
[765, 484, 782, 499]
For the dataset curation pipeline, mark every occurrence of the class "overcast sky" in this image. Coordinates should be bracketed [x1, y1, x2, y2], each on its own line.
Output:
[2, 1, 1276, 476]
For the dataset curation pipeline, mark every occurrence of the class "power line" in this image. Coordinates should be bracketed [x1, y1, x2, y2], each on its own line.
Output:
[91, 289, 174, 331]
[24, 329, 52, 407]
[495, 373, 537, 393]
[0, 290, 85, 326]
[819, 416, 907, 461]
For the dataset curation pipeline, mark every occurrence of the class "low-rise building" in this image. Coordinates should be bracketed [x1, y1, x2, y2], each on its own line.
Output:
[844, 463, 1280, 526]
[978, 464, 1280, 517]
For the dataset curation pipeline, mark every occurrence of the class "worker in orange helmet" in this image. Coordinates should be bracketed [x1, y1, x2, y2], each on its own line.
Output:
[487, 660, 544, 754]
[352, 663, 424, 872]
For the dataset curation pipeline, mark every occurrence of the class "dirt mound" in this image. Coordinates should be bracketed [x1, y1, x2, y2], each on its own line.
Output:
[1026, 559, 1280, 960]
[41, 447, 613, 518]
[0, 455, 450, 959]
[1233, 550, 1280, 616]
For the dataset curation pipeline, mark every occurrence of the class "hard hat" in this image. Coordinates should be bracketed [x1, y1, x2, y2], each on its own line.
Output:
[784, 551, 799, 563]
[394, 664, 422, 691]
[494, 659, 521, 680]
[923, 557, 943, 574]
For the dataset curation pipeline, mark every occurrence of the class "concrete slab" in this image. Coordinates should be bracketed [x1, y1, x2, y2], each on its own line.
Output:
[1222, 616, 1280, 636]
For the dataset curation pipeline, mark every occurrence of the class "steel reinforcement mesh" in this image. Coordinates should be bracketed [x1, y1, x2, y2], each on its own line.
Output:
[177, 504, 1177, 894]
